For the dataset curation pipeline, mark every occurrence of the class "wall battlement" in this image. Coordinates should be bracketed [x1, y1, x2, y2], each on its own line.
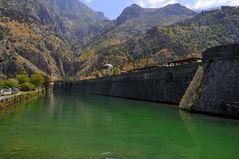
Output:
[202, 44, 239, 62]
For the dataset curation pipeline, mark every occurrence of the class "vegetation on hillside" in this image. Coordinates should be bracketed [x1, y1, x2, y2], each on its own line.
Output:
[77, 6, 239, 73]
[0, 0, 238, 79]
[0, 67, 46, 92]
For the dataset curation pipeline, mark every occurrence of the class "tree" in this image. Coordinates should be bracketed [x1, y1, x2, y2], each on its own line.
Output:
[20, 82, 36, 91]
[0, 79, 18, 88]
[43, 76, 52, 88]
[0, 80, 6, 88]
[16, 68, 29, 84]
[16, 74, 29, 84]
[30, 73, 44, 87]
[6, 79, 19, 88]
[19, 67, 27, 75]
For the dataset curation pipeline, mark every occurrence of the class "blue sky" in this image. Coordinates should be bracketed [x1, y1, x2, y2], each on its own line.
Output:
[80, 0, 239, 19]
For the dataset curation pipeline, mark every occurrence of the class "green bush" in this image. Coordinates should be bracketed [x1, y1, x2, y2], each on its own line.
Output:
[0, 79, 19, 88]
[94, 70, 102, 78]
[16, 74, 29, 84]
[6, 79, 19, 88]
[20, 82, 36, 91]
[30, 73, 44, 87]
[43, 76, 52, 87]
[0, 80, 6, 88]
[113, 67, 121, 75]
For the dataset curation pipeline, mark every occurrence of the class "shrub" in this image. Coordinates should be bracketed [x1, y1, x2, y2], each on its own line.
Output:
[113, 67, 121, 75]
[0, 79, 19, 88]
[43, 76, 52, 88]
[6, 79, 19, 88]
[30, 73, 44, 87]
[20, 82, 36, 91]
[16, 74, 29, 84]
[94, 70, 102, 78]
[0, 80, 6, 88]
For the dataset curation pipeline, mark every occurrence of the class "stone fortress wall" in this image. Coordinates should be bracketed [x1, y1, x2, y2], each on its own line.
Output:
[54, 44, 239, 118]
[54, 64, 198, 104]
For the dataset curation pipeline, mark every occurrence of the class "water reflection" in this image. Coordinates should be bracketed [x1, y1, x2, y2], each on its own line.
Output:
[0, 91, 238, 159]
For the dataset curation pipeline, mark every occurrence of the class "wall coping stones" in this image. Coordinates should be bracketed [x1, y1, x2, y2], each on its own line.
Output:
[202, 43, 239, 62]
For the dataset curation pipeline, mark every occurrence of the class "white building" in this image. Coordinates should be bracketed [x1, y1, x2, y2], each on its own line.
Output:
[102, 64, 113, 75]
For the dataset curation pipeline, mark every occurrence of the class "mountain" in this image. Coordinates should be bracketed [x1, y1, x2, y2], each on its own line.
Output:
[116, 3, 196, 25]
[0, 0, 110, 41]
[0, 0, 67, 34]
[73, 3, 196, 73]
[115, 4, 145, 25]
[0, 0, 75, 78]
[0, 0, 110, 78]
[76, 6, 239, 74]
[90, 3, 196, 43]
[0, 0, 238, 79]
[72, 3, 197, 72]
[43, 0, 109, 40]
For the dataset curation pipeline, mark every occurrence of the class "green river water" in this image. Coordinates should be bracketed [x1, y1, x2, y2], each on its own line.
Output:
[0, 91, 239, 159]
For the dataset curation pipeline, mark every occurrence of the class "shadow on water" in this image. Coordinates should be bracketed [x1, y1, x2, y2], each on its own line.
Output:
[0, 91, 238, 159]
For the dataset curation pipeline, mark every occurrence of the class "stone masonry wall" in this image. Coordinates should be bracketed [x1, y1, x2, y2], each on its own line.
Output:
[180, 44, 239, 118]
[54, 64, 198, 104]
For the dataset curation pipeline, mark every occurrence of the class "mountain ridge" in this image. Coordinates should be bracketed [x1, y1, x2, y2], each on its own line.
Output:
[73, 3, 197, 56]
[76, 6, 239, 74]
[0, 0, 238, 79]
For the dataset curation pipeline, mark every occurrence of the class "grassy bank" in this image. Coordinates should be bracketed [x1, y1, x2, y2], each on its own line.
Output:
[0, 90, 44, 109]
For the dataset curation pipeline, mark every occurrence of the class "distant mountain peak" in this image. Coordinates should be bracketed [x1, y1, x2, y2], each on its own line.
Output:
[122, 3, 145, 14]
[115, 3, 196, 25]
[115, 3, 145, 24]
[166, 3, 183, 7]
[129, 3, 143, 9]
[163, 3, 189, 9]
[95, 11, 108, 20]
[159, 3, 197, 16]
[44, 0, 108, 21]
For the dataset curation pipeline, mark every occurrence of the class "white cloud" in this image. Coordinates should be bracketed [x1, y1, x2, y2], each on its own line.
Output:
[135, 0, 239, 9]
[194, 0, 239, 10]
[85, 0, 91, 3]
[136, 0, 179, 8]
[162, 0, 179, 7]
[186, 4, 193, 9]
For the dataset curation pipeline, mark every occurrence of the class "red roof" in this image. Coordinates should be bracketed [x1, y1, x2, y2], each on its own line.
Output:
[79, 76, 96, 80]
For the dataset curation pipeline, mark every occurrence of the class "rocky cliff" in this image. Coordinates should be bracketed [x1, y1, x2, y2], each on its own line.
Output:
[0, 0, 74, 78]
[0, 0, 109, 78]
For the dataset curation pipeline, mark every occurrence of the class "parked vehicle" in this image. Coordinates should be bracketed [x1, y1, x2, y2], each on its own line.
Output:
[12, 88, 19, 94]
[2, 88, 12, 96]
[0, 88, 4, 96]
[0, 88, 19, 96]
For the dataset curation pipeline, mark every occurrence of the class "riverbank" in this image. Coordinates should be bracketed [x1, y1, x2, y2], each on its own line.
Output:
[0, 91, 44, 109]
